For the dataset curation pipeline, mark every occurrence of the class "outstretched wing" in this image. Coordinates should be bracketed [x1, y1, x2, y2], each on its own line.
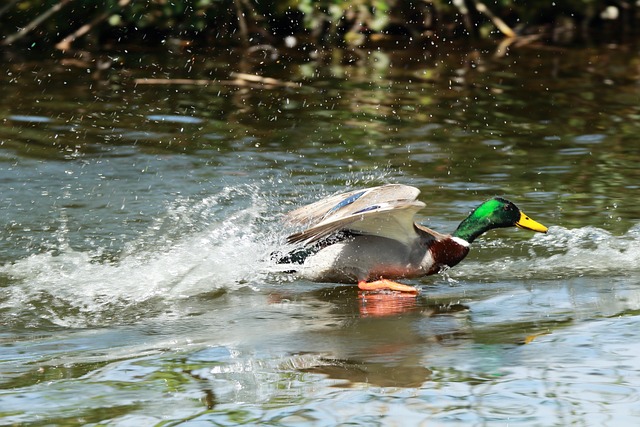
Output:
[286, 184, 425, 246]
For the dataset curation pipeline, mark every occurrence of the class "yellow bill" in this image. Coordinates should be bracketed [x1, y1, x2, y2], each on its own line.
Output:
[516, 211, 548, 233]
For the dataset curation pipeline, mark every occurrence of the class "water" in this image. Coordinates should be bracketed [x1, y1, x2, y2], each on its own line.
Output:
[2, 43, 640, 425]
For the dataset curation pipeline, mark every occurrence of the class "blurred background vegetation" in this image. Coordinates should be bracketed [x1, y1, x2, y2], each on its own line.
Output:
[0, 0, 636, 52]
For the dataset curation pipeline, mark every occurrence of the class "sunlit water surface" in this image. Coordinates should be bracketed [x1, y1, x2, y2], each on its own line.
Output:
[2, 43, 640, 425]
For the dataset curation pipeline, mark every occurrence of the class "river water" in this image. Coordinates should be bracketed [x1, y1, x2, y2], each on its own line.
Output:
[2, 42, 640, 425]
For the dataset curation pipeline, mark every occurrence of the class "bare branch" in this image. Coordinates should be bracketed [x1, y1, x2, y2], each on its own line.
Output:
[234, 0, 250, 46]
[2, 0, 74, 46]
[134, 73, 302, 89]
[56, 0, 131, 51]
[475, 2, 516, 38]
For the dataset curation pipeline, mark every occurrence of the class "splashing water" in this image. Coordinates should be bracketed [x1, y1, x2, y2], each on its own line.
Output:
[0, 186, 282, 328]
[3, 177, 640, 329]
[452, 224, 640, 281]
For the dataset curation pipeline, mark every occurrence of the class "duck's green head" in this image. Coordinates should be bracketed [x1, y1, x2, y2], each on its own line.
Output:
[453, 197, 548, 243]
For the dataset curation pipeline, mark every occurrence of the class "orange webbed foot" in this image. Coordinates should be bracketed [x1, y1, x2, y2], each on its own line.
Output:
[357, 279, 419, 294]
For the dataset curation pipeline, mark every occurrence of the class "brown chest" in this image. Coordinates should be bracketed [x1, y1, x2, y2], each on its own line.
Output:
[426, 238, 470, 274]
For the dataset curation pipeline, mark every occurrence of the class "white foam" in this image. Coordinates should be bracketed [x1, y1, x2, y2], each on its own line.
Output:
[451, 225, 640, 280]
[4, 185, 640, 328]
[0, 186, 281, 327]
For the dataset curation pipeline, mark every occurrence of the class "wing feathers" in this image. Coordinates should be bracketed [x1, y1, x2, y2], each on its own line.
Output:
[286, 184, 426, 245]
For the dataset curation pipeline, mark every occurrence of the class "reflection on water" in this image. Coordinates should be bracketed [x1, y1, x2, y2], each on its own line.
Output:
[301, 357, 433, 388]
[2, 43, 640, 424]
[357, 292, 422, 317]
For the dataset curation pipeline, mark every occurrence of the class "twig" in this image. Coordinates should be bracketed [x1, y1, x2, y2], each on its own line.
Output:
[55, 0, 131, 51]
[134, 73, 301, 89]
[135, 78, 218, 86]
[55, 11, 109, 51]
[452, 0, 475, 37]
[474, 1, 516, 38]
[231, 72, 299, 87]
[494, 34, 542, 58]
[2, 0, 74, 46]
[233, 0, 249, 46]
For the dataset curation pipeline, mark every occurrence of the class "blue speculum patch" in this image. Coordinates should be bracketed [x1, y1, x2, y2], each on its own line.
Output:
[327, 190, 367, 214]
[353, 205, 380, 214]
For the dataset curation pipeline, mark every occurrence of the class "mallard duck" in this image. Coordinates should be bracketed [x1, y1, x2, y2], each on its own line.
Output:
[280, 184, 548, 293]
